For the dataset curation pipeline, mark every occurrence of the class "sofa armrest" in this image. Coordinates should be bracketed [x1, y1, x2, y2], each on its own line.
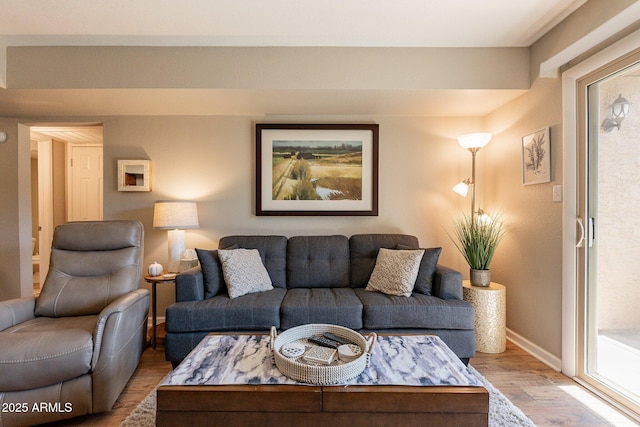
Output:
[432, 265, 463, 300]
[175, 267, 205, 302]
[0, 297, 36, 331]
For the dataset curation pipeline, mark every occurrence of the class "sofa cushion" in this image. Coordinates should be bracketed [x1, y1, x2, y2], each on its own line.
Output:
[287, 235, 350, 288]
[349, 234, 419, 288]
[218, 249, 274, 299]
[354, 288, 475, 330]
[366, 248, 424, 297]
[219, 236, 287, 288]
[280, 288, 363, 329]
[1, 315, 98, 334]
[166, 288, 286, 332]
[0, 317, 95, 392]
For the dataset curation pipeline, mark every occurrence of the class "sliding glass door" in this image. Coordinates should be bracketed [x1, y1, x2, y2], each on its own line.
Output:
[577, 51, 640, 418]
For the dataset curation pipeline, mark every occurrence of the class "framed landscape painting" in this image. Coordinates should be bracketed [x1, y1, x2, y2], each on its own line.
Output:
[256, 123, 379, 216]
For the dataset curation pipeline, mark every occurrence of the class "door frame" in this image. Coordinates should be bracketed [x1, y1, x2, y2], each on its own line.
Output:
[562, 27, 640, 420]
[562, 26, 640, 378]
[28, 124, 104, 288]
[36, 139, 53, 282]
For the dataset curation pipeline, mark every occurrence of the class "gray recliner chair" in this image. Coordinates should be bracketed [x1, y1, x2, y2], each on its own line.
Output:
[0, 220, 150, 427]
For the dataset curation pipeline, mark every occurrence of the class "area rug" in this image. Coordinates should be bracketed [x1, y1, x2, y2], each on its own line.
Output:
[468, 366, 536, 427]
[120, 366, 536, 427]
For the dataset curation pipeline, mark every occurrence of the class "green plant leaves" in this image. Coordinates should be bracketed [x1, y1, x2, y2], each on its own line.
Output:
[449, 212, 506, 270]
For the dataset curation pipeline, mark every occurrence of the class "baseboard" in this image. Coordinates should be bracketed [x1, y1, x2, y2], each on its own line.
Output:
[149, 316, 166, 328]
[507, 328, 562, 372]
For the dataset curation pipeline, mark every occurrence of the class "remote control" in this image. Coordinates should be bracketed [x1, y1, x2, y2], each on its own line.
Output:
[308, 335, 340, 349]
[323, 332, 352, 345]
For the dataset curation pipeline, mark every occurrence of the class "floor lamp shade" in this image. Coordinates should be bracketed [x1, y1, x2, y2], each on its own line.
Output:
[454, 133, 492, 220]
[153, 201, 199, 272]
[457, 132, 492, 151]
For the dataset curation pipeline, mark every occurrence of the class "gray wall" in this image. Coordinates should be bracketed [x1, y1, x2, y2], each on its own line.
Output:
[101, 115, 483, 315]
[0, 120, 32, 300]
[484, 78, 564, 357]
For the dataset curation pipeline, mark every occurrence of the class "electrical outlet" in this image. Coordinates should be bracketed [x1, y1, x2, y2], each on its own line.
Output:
[553, 185, 562, 202]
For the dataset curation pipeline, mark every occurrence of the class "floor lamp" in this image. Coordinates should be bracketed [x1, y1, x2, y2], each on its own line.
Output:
[452, 132, 492, 221]
[153, 200, 199, 273]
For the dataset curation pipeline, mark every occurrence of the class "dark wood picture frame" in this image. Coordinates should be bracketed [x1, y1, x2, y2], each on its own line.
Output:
[256, 123, 379, 216]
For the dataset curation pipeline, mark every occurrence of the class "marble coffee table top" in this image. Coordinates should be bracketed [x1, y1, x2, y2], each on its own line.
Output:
[163, 334, 480, 387]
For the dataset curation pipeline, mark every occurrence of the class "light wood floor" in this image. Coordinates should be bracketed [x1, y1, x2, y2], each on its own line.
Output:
[43, 334, 639, 426]
[473, 343, 638, 426]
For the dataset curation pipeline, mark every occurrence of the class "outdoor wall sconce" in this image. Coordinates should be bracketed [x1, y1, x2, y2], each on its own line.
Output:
[0, 130, 7, 144]
[601, 94, 632, 132]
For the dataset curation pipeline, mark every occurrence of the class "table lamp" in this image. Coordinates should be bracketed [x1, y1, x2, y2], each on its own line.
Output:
[153, 200, 199, 273]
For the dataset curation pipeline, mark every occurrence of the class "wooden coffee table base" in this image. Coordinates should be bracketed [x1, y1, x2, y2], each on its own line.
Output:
[157, 383, 489, 427]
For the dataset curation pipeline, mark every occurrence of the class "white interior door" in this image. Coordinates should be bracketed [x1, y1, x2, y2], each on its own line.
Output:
[68, 144, 103, 221]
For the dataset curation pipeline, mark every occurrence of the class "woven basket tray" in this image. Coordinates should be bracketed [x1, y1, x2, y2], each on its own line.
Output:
[270, 324, 376, 385]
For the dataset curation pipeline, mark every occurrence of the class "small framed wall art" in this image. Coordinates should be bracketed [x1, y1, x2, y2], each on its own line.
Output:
[118, 159, 152, 192]
[256, 123, 379, 216]
[522, 128, 550, 185]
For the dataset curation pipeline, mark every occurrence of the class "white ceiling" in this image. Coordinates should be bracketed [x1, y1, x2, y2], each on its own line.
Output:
[0, 0, 588, 126]
[30, 125, 103, 152]
[0, 0, 586, 48]
[31, 126, 103, 144]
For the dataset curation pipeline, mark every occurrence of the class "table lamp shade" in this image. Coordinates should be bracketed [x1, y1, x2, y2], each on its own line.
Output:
[153, 201, 199, 272]
[153, 201, 199, 229]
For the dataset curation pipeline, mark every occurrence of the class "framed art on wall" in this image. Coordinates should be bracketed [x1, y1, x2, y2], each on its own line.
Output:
[117, 159, 152, 191]
[256, 123, 379, 216]
[522, 127, 551, 185]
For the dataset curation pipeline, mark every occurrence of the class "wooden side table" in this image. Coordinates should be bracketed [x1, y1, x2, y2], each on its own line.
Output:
[463, 281, 506, 353]
[144, 274, 176, 349]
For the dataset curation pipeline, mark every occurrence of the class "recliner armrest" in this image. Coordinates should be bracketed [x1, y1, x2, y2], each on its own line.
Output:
[91, 288, 150, 412]
[175, 267, 205, 302]
[432, 265, 463, 300]
[0, 297, 36, 331]
[92, 289, 150, 370]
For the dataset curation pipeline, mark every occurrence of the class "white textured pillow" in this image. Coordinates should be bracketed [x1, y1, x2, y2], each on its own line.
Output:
[366, 248, 425, 297]
[217, 249, 273, 299]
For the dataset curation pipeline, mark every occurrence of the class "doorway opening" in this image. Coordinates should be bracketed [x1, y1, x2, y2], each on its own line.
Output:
[30, 125, 104, 295]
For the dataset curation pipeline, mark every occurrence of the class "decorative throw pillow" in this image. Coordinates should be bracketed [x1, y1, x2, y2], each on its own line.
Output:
[195, 248, 225, 298]
[365, 248, 425, 297]
[217, 248, 273, 299]
[396, 244, 442, 295]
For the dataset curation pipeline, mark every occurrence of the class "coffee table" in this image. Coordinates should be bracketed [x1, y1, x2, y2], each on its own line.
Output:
[157, 333, 488, 427]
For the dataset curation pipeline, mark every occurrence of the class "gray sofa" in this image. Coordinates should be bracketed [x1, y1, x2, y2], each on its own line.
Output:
[165, 234, 475, 366]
